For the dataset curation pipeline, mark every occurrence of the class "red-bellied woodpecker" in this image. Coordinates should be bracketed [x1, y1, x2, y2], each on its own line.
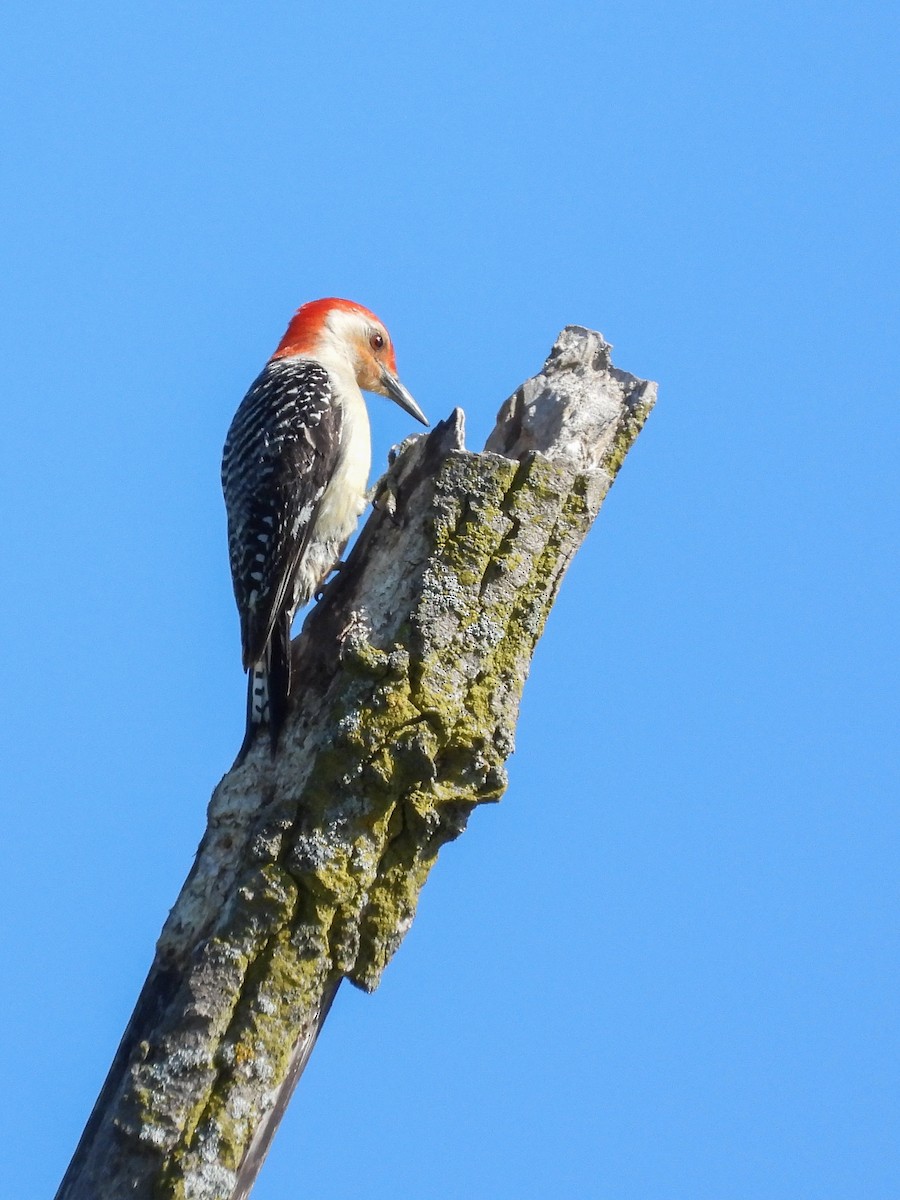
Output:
[222, 298, 428, 758]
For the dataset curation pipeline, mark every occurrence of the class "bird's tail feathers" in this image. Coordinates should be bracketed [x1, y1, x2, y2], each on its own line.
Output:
[237, 617, 292, 763]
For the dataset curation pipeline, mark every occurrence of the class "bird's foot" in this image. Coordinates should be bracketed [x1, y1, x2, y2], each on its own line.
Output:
[315, 561, 346, 601]
[369, 473, 402, 523]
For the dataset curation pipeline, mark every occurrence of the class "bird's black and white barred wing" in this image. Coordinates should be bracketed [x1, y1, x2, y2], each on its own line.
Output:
[222, 358, 342, 670]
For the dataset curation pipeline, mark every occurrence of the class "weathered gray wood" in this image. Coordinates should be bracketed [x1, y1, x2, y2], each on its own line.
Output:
[55, 326, 656, 1200]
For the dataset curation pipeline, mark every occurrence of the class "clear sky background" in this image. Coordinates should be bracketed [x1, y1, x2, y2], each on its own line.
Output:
[1, 3, 897, 1198]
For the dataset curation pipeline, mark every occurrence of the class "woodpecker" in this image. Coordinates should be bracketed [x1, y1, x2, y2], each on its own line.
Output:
[222, 298, 428, 758]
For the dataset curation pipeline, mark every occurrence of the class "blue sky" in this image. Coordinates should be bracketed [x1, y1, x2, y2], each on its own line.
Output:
[1, 3, 897, 1197]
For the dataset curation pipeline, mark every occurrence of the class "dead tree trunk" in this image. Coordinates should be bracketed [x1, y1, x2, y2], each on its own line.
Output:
[55, 326, 656, 1200]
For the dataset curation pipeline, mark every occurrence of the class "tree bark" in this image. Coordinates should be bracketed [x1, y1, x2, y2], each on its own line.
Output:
[55, 326, 656, 1200]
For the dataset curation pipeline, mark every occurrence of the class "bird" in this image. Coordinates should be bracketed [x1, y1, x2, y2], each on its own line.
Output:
[222, 297, 428, 759]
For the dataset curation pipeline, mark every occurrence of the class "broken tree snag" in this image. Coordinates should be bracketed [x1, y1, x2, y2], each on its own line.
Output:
[54, 326, 656, 1200]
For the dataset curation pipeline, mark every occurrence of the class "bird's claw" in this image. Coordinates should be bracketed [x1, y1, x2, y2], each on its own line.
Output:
[369, 473, 401, 523]
[315, 561, 346, 601]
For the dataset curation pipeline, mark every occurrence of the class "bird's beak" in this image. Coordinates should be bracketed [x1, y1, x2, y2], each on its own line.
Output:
[380, 367, 429, 426]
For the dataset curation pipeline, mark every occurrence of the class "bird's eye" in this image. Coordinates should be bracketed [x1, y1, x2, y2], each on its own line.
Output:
[370, 331, 385, 352]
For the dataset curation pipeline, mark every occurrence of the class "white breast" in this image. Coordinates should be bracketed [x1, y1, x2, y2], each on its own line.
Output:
[291, 371, 371, 611]
[317, 381, 371, 541]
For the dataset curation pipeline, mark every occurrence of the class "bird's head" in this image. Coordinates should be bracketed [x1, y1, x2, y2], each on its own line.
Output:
[273, 297, 428, 426]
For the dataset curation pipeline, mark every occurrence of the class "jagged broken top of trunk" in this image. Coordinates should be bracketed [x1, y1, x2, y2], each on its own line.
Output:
[487, 325, 656, 472]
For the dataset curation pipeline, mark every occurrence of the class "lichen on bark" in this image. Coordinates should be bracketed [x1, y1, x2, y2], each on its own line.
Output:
[55, 326, 656, 1200]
